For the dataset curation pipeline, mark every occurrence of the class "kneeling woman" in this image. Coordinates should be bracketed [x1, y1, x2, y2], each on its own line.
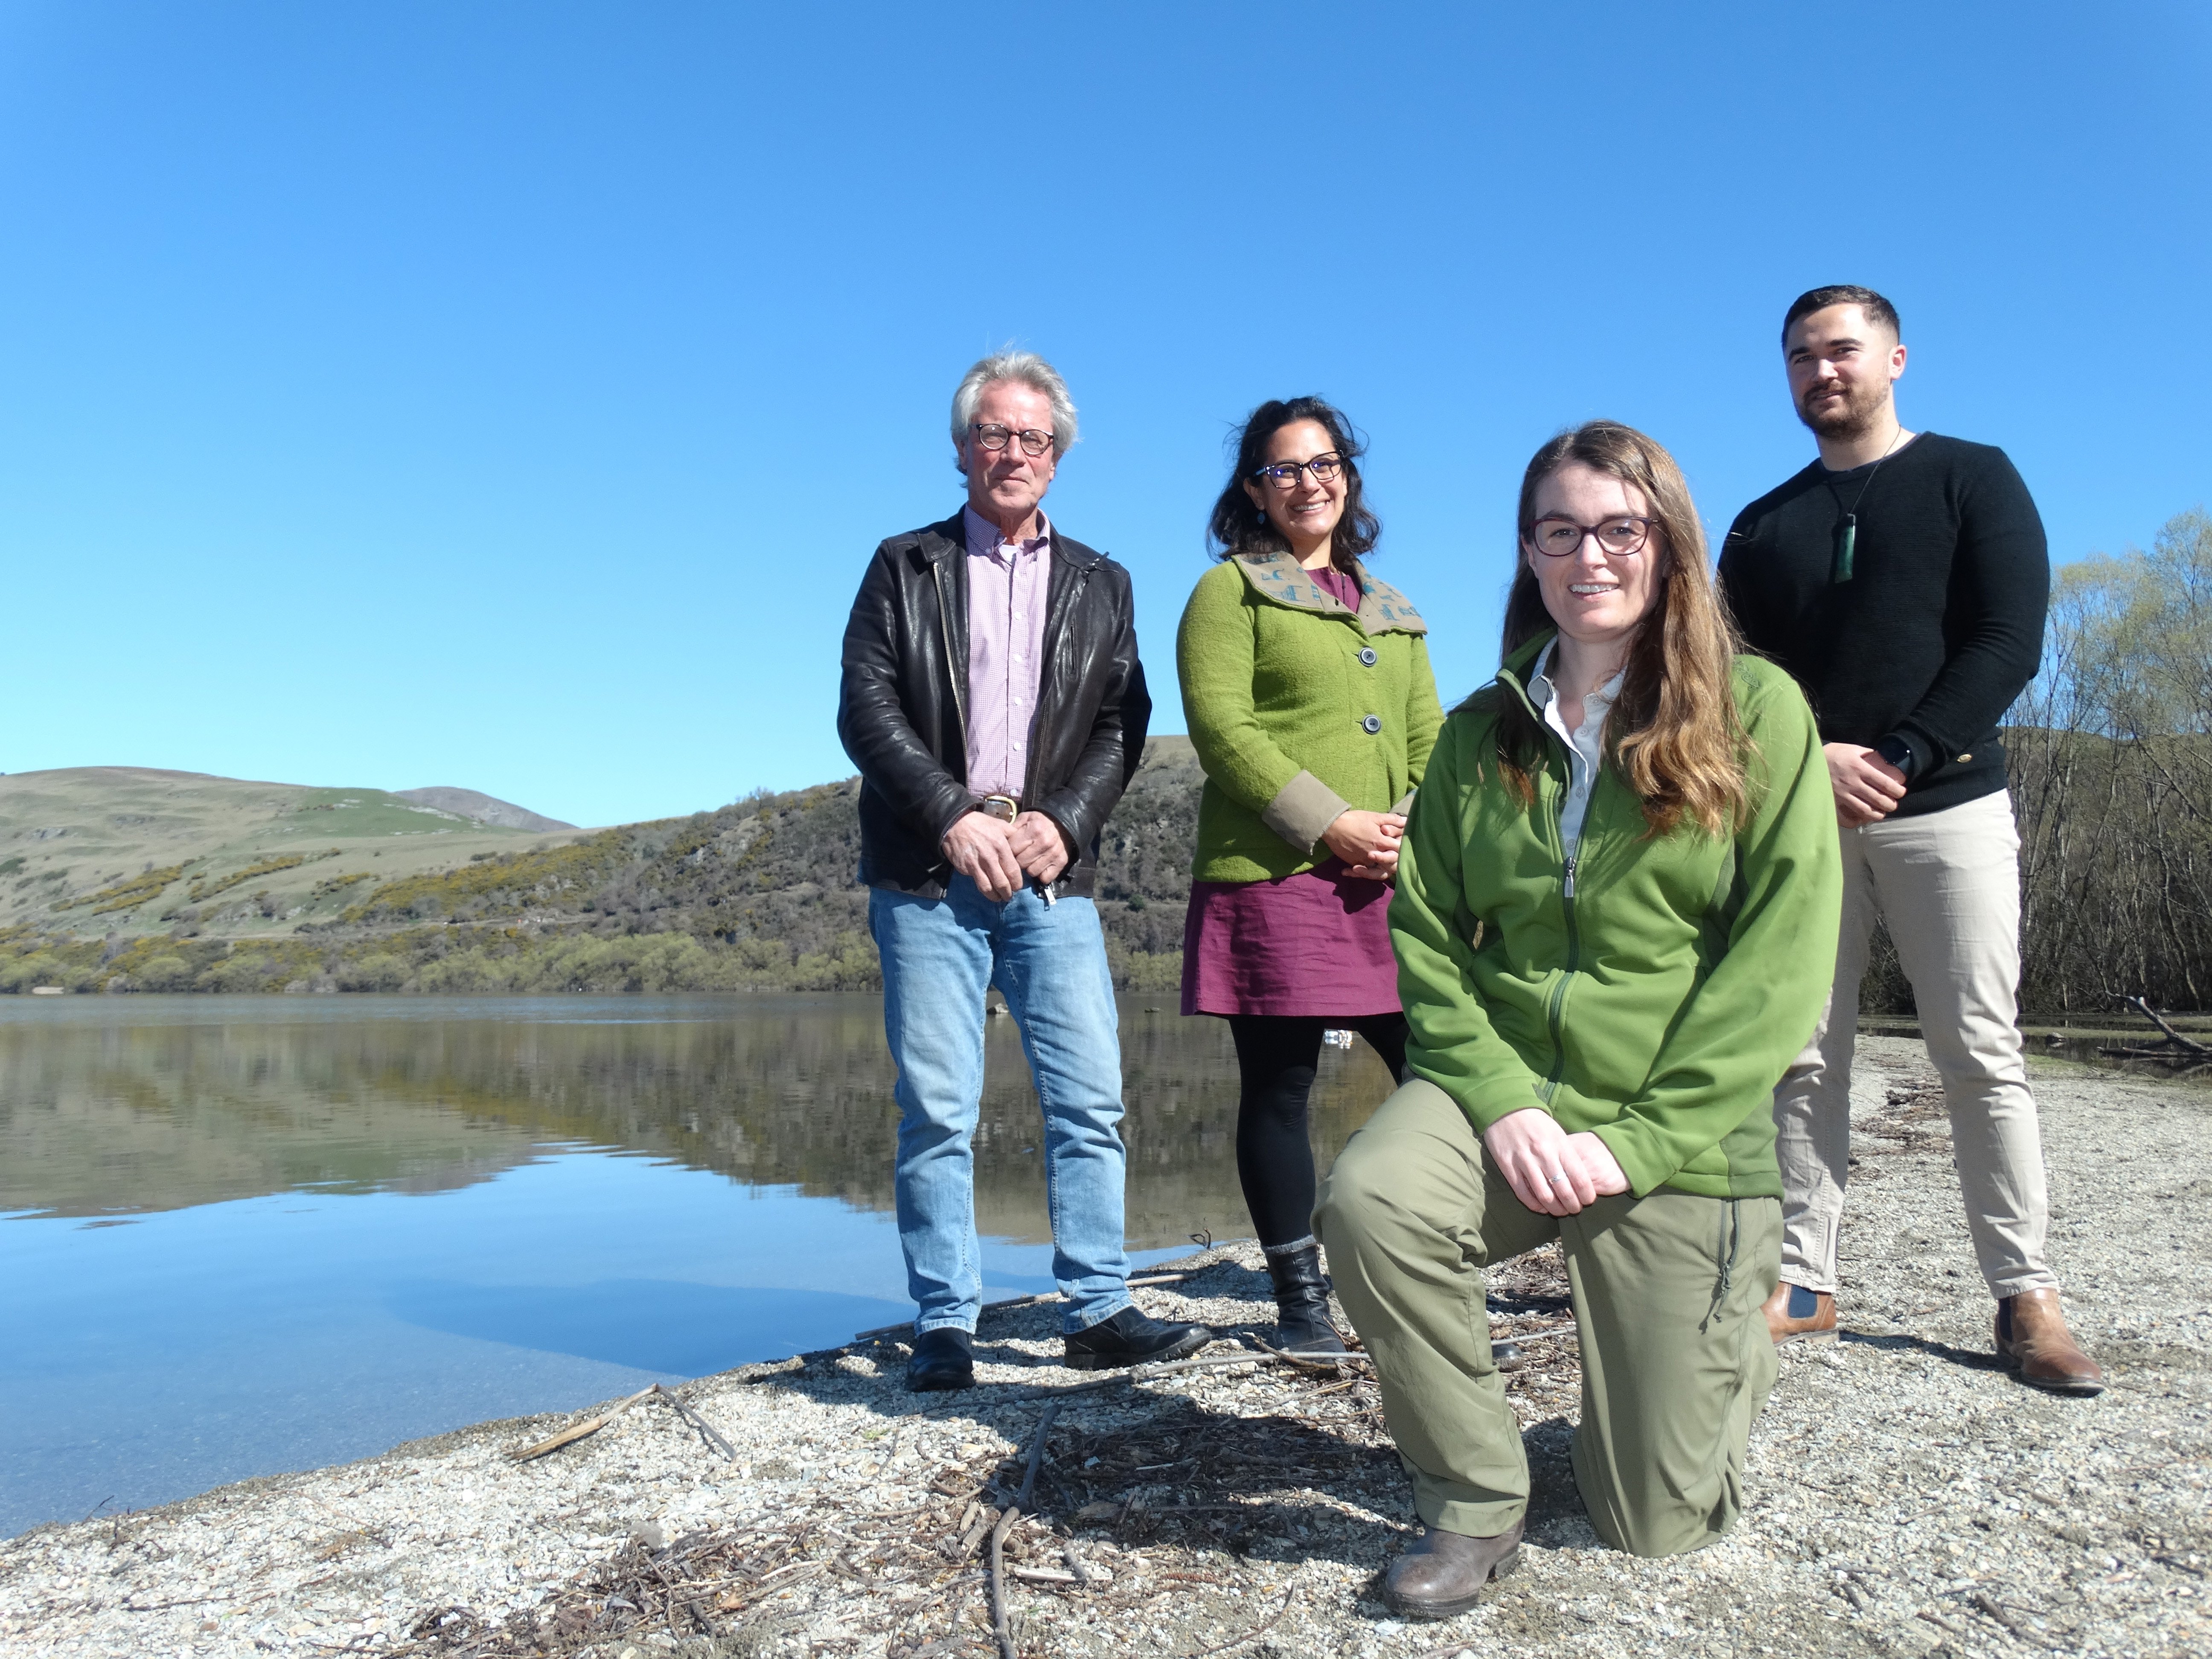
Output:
[1316, 422, 1841, 1611]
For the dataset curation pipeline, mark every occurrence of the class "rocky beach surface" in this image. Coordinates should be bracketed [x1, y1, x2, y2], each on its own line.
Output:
[3, 1036, 2206, 1658]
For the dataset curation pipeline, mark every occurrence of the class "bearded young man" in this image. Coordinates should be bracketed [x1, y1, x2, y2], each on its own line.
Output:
[1717, 285, 2102, 1394]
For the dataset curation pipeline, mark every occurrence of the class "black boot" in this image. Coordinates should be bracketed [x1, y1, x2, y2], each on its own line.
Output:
[905, 1327, 974, 1392]
[1263, 1239, 1346, 1355]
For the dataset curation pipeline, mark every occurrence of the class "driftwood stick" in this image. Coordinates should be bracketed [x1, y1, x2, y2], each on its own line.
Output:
[1496, 1323, 1579, 1345]
[652, 1385, 736, 1460]
[1061, 1539, 1100, 1587]
[1184, 1584, 1295, 1656]
[954, 1505, 998, 1560]
[2118, 994, 2212, 1053]
[1971, 1589, 2051, 1648]
[982, 1399, 1065, 1657]
[1016, 1401, 1062, 1511]
[987, 1505, 1020, 1659]
[996, 1342, 1358, 1403]
[509, 1385, 656, 1462]
[1248, 1336, 1369, 1374]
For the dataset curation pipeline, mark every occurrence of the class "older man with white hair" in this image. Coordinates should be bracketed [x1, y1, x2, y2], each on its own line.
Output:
[838, 351, 1211, 1391]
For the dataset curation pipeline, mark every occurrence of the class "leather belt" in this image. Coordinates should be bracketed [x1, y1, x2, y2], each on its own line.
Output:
[978, 793, 1020, 822]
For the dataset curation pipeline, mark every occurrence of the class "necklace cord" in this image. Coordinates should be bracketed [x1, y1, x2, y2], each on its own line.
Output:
[1825, 427, 1907, 584]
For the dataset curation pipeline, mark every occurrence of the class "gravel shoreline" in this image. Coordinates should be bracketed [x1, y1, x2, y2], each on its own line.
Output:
[4, 1036, 2207, 1658]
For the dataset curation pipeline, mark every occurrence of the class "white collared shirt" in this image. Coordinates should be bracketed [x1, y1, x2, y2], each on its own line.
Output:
[1528, 640, 1624, 855]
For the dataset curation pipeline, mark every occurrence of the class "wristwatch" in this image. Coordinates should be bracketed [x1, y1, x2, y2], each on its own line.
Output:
[1874, 736, 1917, 780]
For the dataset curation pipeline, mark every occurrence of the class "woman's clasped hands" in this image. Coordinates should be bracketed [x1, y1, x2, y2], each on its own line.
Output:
[1323, 809, 1405, 881]
[1482, 1107, 1630, 1217]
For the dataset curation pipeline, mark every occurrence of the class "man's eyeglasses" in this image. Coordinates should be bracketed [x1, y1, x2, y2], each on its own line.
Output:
[1250, 454, 1345, 490]
[970, 422, 1055, 457]
[1527, 515, 1655, 558]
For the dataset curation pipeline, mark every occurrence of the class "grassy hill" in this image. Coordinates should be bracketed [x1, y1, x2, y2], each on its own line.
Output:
[0, 743, 1204, 995]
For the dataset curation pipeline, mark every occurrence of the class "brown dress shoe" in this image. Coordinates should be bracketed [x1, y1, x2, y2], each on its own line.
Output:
[1381, 1519, 1523, 1619]
[1995, 1289, 2104, 1395]
[1761, 1281, 1837, 1345]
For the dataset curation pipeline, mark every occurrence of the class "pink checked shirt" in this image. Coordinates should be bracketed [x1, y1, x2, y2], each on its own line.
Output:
[962, 505, 1052, 800]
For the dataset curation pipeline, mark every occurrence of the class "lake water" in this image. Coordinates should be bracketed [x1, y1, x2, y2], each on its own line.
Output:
[0, 993, 1397, 1537]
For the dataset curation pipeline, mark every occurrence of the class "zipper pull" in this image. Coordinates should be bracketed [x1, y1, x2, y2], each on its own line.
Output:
[1564, 855, 1577, 899]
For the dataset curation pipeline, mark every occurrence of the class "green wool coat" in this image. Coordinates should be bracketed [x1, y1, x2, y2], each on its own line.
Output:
[1390, 636, 1844, 1199]
[1176, 552, 1445, 884]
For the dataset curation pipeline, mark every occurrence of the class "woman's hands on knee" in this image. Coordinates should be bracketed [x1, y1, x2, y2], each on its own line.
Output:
[1483, 1108, 1631, 1216]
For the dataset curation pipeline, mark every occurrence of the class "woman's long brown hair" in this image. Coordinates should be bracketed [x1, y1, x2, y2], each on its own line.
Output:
[1489, 421, 1750, 838]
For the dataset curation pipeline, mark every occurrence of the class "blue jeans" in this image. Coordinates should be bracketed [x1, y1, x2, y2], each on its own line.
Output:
[869, 874, 1133, 1336]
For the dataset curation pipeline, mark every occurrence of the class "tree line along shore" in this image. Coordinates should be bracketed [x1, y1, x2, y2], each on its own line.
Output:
[5, 509, 2210, 1018]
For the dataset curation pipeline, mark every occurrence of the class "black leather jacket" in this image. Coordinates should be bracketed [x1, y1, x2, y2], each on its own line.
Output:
[837, 512, 1151, 898]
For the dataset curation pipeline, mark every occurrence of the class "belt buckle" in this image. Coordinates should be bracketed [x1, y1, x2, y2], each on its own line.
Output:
[980, 794, 1020, 823]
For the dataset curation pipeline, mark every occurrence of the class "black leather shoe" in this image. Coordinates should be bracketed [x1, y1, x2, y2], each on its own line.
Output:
[1062, 1307, 1212, 1371]
[1263, 1240, 1347, 1355]
[1382, 1519, 1524, 1618]
[905, 1326, 974, 1392]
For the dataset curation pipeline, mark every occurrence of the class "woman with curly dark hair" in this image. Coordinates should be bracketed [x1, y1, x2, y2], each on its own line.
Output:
[1176, 396, 1444, 1353]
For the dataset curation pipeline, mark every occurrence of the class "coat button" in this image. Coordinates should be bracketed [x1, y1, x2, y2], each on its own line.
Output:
[1359, 647, 1378, 666]
[1362, 714, 1382, 734]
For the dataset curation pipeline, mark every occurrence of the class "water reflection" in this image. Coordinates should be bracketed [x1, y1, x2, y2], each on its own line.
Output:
[0, 993, 1398, 1248]
[0, 994, 1397, 1535]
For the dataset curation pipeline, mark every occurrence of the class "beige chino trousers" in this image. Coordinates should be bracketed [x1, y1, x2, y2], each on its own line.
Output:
[1316, 1080, 1781, 1560]
[1773, 788, 2055, 1299]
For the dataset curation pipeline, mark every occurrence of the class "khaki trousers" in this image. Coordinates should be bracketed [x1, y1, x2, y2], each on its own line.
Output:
[1315, 1080, 1781, 1559]
[1772, 790, 2054, 1299]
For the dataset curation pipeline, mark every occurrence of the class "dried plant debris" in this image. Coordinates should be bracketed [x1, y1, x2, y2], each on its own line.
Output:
[3, 1038, 2210, 1658]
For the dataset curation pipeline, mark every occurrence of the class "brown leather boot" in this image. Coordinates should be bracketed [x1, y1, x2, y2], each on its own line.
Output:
[1761, 1281, 1837, 1345]
[1995, 1289, 2104, 1395]
[1381, 1518, 1523, 1618]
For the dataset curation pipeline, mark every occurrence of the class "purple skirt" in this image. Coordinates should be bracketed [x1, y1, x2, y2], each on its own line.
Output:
[1179, 859, 1402, 1018]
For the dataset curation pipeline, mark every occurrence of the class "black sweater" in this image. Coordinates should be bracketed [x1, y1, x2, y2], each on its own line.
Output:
[1718, 433, 2048, 818]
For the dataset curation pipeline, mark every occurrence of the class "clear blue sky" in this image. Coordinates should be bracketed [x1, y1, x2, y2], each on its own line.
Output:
[3, 3, 2206, 829]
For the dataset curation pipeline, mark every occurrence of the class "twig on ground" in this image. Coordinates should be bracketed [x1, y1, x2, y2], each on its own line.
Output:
[983, 1400, 1064, 1656]
[987, 1506, 1020, 1659]
[119, 1593, 230, 1613]
[1972, 1589, 2053, 1647]
[1016, 1400, 1062, 1511]
[1062, 1540, 1100, 1587]
[1182, 1584, 1295, 1656]
[1249, 1336, 1364, 1373]
[652, 1384, 736, 1460]
[1500, 1323, 1579, 1345]
[508, 1384, 657, 1462]
[954, 1505, 999, 1560]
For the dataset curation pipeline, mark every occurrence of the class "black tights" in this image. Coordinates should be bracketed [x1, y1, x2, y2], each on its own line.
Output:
[1227, 1013, 1410, 1249]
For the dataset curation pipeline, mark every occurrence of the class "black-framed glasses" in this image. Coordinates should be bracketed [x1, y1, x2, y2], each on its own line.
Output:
[1526, 514, 1655, 558]
[1250, 454, 1345, 490]
[969, 421, 1054, 457]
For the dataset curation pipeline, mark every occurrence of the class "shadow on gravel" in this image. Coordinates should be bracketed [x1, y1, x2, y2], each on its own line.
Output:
[1840, 1327, 2013, 1376]
[746, 1336, 1603, 1579]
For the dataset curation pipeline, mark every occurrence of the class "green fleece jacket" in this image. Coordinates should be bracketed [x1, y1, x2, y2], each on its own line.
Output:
[1390, 637, 1842, 1199]
[1177, 552, 1445, 883]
